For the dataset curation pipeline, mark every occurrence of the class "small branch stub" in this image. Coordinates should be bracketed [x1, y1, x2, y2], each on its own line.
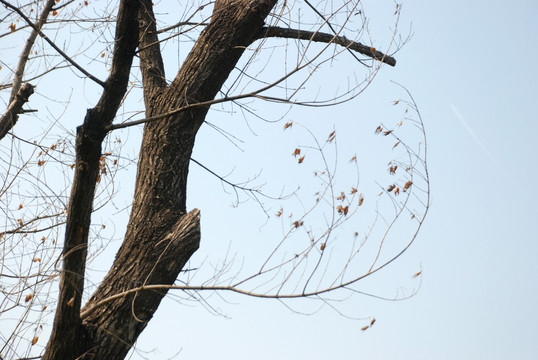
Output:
[0, 82, 35, 141]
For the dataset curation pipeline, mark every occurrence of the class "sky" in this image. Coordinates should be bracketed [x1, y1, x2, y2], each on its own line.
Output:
[132, 1, 538, 359]
[1, 0, 538, 359]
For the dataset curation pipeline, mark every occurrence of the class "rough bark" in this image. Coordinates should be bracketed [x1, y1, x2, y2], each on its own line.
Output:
[42, 1, 140, 359]
[80, 209, 200, 359]
[72, 1, 278, 359]
[40, 0, 396, 358]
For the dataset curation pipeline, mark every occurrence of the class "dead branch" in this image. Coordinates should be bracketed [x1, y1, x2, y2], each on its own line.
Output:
[256, 26, 396, 66]
[0, 82, 34, 141]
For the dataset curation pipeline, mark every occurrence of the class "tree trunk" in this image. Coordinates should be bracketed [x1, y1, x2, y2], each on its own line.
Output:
[43, 1, 278, 359]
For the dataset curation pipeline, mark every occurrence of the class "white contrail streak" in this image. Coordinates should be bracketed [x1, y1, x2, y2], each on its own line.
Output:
[450, 104, 525, 194]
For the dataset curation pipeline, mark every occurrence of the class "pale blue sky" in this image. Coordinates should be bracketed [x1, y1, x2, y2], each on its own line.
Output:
[1, 1, 537, 359]
[136, 1, 538, 359]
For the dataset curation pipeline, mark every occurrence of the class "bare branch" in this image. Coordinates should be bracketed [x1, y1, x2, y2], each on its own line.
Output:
[256, 26, 396, 66]
[9, 0, 55, 102]
[0, 82, 34, 141]
[42, 0, 140, 358]
[0, 0, 105, 87]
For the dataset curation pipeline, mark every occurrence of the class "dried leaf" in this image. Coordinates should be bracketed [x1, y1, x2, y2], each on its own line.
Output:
[394, 186, 400, 196]
[403, 180, 413, 191]
[9, 23, 16, 32]
[284, 121, 293, 130]
[292, 148, 301, 157]
[17, 218, 23, 226]
[337, 205, 349, 215]
[350, 187, 357, 194]
[392, 141, 400, 149]
[67, 297, 75, 307]
[52, 10, 58, 16]
[336, 192, 345, 201]
[349, 154, 357, 162]
[320, 243, 326, 251]
[374, 126, 383, 134]
[361, 325, 369, 331]
[389, 165, 397, 175]
[276, 207, 283, 217]
[397, 121, 403, 127]
[370, 318, 376, 326]
[33, 258, 41, 262]
[383, 130, 393, 136]
[412, 271, 422, 278]
[37, 160, 46, 166]
[31, 336, 39, 346]
[392, 100, 399, 105]
[358, 194, 364, 206]
[387, 184, 396, 192]
[18, 203, 23, 210]
[25, 293, 34, 302]
[327, 131, 336, 143]
[298, 155, 305, 164]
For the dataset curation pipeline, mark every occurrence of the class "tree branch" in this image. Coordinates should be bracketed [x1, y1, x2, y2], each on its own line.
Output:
[42, 0, 140, 358]
[8, 0, 55, 102]
[138, 0, 167, 103]
[80, 209, 201, 358]
[0, 82, 34, 141]
[256, 26, 396, 67]
[0, 0, 105, 87]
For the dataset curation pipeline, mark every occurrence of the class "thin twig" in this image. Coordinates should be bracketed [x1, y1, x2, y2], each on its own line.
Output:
[0, 0, 105, 87]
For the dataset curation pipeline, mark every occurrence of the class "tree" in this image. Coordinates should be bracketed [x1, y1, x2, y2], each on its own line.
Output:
[0, 1, 428, 359]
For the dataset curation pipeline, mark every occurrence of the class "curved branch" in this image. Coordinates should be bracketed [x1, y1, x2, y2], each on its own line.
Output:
[255, 26, 396, 67]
